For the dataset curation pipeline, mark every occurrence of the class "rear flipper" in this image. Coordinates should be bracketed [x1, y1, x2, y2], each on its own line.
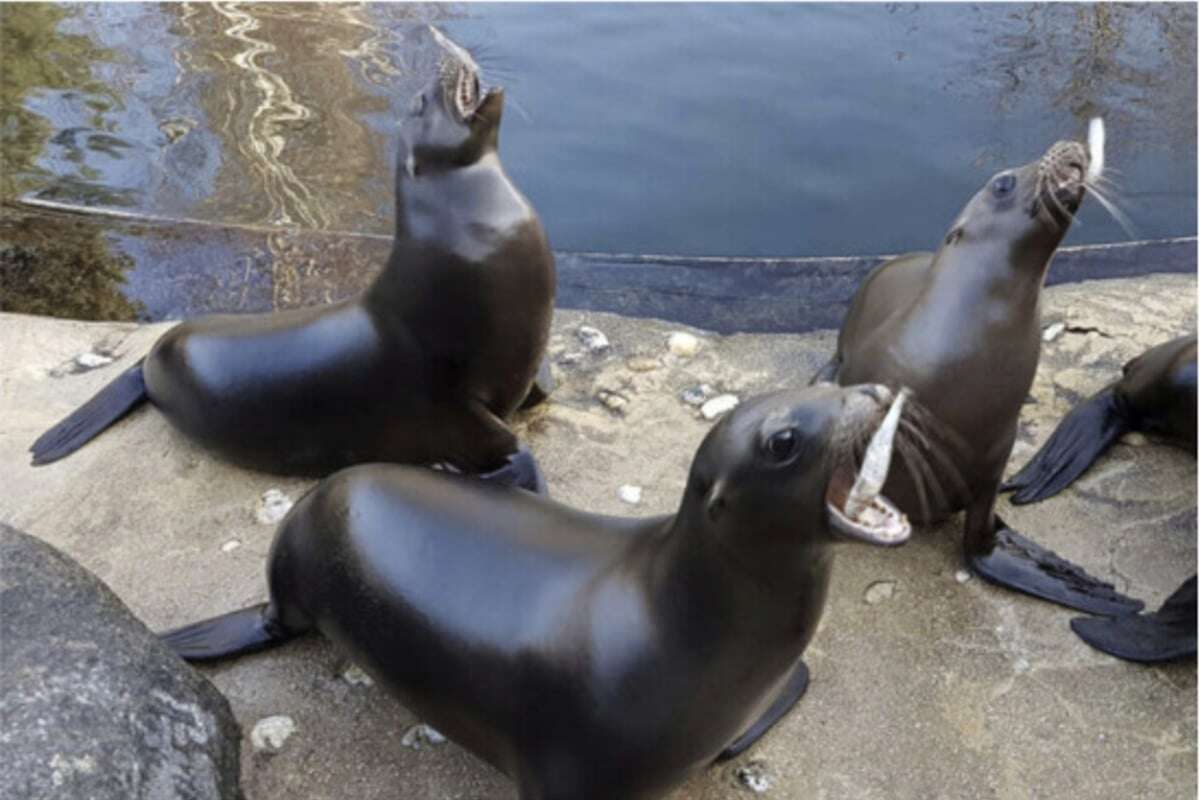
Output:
[1001, 386, 1126, 504]
[30, 360, 148, 465]
[715, 659, 809, 763]
[160, 603, 300, 662]
[477, 444, 548, 496]
[968, 516, 1144, 616]
[1071, 576, 1197, 663]
[809, 355, 841, 386]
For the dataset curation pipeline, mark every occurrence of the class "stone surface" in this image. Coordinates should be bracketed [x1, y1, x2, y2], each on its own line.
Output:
[0, 273, 1195, 799]
[0, 524, 241, 800]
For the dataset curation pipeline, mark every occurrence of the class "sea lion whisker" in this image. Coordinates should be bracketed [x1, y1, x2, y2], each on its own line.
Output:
[1084, 182, 1138, 238]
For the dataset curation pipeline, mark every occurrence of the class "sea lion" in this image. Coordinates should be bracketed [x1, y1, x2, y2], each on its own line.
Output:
[1002, 334, 1196, 504]
[29, 27, 554, 490]
[812, 136, 1143, 615]
[1001, 334, 1197, 662]
[163, 383, 914, 800]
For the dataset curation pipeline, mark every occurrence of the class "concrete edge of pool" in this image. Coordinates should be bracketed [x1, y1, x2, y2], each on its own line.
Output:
[7, 198, 1196, 335]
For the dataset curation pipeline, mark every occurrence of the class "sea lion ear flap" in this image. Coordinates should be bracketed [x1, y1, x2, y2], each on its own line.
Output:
[705, 478, 728, 524]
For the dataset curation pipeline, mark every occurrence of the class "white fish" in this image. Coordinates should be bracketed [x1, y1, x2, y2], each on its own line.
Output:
[843, 389, 908, 522]
[1087, 117, 1105, 180]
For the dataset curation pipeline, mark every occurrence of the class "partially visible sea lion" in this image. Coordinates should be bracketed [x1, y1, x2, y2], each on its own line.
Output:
[30, 27, 554, 490]
[1001, 334, 1197, 662]
[813, 136, 1142, 615]
[1003, 334, 1196, 503]
[162, 384, 914, 800]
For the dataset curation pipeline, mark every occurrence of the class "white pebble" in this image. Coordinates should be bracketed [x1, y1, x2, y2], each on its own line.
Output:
[1014, 657, 1031, 673]
[598, 390, 628, 413]
[255, 489, 293, 525]
[864, 580, 896, 605]
[617, 485, 643, 505]
[701, 394, 739, 420]
[577, 325, 610, 352]
[341, 664, 374, 686]
[667, 331, 699, 358]
[220, 539, 242, 553]
[250, 715, 296, 753]
[954, 569, 972, 584]
[401, 723, 447, 750]
[75, 352, 113, 368]
[735, 761, 773, 793]
[1042, 322, 1066, 342]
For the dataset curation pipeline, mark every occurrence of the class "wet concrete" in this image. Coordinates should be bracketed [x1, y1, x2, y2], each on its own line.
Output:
[1, 273, 1194, 799]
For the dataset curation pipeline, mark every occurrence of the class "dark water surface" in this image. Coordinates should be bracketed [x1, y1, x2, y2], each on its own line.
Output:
[0, 2, 1195, 319]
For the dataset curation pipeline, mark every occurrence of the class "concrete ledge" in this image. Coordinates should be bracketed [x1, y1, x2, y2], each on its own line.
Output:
[1, 273, 1195, 799]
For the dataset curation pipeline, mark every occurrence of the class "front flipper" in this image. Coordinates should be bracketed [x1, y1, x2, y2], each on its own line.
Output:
[1070, 576, 1197, 663]
[518, 358, 556, 410]
[1001, 385, 1126, 505]
[714, 660, 809, 763]
[477, 443, 548, 495]
[968, 516, 1143, 616]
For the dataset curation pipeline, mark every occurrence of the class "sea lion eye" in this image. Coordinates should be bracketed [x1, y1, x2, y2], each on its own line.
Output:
[765, 429, 798, 462]
[992, 173, 1017, 197]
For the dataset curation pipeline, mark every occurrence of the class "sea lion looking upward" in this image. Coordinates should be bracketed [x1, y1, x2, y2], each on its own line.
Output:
[813, 135, 1142, 615]
[30, 27, 554, 491]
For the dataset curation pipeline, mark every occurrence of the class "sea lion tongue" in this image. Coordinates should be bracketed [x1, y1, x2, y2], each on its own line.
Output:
[827, 391, 911, 546]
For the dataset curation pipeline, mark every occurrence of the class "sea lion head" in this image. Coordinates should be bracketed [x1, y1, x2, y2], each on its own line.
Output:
[684, 384, 913, 552]
[400, 26, 504, 175]
[939, 138, 1090, 261]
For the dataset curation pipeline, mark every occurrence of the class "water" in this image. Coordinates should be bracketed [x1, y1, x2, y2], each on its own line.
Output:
[0, 2, 1195, 317]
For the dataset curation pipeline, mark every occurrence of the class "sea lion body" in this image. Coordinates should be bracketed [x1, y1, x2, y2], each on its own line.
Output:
[32, 28, 553, 481]
[1112, 334, 1197, 445]
[164, 384, 914, 799]
[816, 138, 1143, 614]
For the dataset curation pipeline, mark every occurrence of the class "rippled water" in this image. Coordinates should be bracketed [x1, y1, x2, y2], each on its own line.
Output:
[0, 2, 1195, 318]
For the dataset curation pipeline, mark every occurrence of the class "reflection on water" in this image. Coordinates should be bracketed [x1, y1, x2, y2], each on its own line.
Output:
[0, 2, 1195, 320]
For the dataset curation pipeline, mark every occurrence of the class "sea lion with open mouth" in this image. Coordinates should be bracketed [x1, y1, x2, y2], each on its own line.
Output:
[813, 129, 1143, 615]
[1002, 334, 1196, 662]
[161, 384, 912, 800]
[29, 27, 555, 491]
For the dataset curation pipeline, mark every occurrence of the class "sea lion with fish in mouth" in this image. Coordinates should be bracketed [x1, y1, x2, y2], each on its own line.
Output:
[29, 27, 554, 490]
[1001, 334, 1197, 662]
[162, 383, 913, 799]
[812, 125, 1144, 614]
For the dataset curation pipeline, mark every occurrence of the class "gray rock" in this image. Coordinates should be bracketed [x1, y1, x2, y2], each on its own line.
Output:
[0, 524, 241, 800]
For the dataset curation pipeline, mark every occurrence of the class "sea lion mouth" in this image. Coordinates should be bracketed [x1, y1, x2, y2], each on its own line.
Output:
[429, 26, 486, 121]
[1036, 138, 1089, 216]
[825, 389, 912, 547]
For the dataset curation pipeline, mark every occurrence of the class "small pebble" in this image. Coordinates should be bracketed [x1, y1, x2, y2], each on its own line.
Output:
[255, 489, 293, 525]
[577, 325, 610, 352]
[220, 539, 242, 553]
[626, 356, 660, 372]
[681, 385, 714, 406]
[75, 352, 113, 368]
[250, 715, 296, 753]
[342, 664, 374, 686]
[401, 723, 447, 750]
[954, 569, 972, 584]
[597, 389, 629, 414]
[1042, 322, 1066, 342]
[1014, 657, 1031, 673]
[864, 580, 896, 605]
[557, 351, 584, 366]
[701, 394, 739, 420]
[617, 485, 643, 505]
[735, 761, 773, 793]
[1122, 432, 1149, 446]
[667, 331, 700, 358]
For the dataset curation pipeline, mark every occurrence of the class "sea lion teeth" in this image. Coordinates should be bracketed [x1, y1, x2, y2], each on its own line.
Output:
[1087, 117, 1105, 180]
[844, 390, 907, 521]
